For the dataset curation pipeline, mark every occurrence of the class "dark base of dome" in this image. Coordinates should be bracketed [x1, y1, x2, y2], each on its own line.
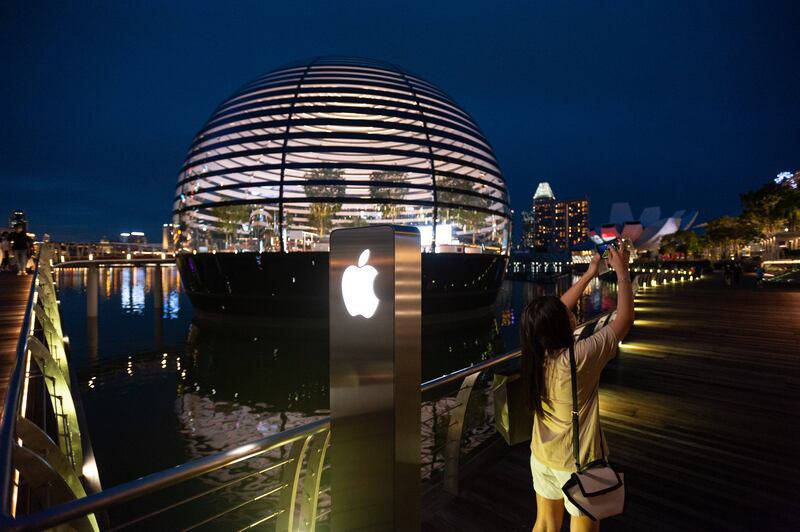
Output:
[176, 252, 506, 322]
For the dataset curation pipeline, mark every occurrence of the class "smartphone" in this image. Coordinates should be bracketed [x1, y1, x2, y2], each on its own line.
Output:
[595, 238, 618, 259]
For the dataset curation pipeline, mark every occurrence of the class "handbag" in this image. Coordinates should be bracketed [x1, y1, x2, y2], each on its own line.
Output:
[561, 344, 625, 520]
[491, 371, 533, 446]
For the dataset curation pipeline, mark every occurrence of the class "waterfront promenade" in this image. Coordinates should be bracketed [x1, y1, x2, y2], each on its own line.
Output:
[422, 274, 800, 531]
[0, 273, 32, 411]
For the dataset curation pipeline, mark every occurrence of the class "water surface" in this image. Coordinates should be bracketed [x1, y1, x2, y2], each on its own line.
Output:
[55, 266, 618, 489]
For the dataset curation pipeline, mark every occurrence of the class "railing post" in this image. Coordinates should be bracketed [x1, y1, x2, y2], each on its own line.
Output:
[298, 429, 330, 532]
[276, 435, 312, 532]
[443, 372, 480, 496]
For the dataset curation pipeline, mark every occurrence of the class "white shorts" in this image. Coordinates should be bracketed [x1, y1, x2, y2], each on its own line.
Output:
[530, 452, 582, 517]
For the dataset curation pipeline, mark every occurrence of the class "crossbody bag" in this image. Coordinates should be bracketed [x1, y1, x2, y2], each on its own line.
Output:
[560, 344, 625, 520]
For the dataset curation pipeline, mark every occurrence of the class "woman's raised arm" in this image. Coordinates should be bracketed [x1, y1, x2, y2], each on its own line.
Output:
[560, 254, 601, 310]
[608, 245, 634, 341]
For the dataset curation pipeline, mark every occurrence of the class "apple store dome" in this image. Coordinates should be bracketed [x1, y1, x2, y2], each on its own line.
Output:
[173, 56, 510, 255]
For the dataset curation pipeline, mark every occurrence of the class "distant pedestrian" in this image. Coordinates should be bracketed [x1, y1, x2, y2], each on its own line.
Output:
[9, 224, 32, 275]
[733, 263, 742, 286]
[0, 232, 7, 271]
[755, 264, 765, 287]
[723, 263, 732, 286]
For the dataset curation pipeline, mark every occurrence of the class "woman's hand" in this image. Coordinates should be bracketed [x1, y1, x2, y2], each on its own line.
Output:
[607, 245, 631, 277]
[585, 253, 602, 278]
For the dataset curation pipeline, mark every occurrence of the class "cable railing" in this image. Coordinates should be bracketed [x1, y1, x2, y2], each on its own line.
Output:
[0, 266, 695, 530]
[0, 246, 100, 530]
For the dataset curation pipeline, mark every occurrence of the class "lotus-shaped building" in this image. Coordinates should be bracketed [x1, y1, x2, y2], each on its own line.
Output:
[596, 203, 699, 251]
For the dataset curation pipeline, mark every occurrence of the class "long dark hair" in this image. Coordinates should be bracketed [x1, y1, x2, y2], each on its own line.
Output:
[520, 296, 574, 416]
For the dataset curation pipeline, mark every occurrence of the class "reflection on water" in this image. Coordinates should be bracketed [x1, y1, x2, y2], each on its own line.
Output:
[120, 268, 145, 314]
[55, 265, 182, 320]
[53, 267, 617, 491]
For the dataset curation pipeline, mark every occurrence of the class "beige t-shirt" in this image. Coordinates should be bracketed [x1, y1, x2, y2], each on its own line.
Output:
[531, 325, 618, 472]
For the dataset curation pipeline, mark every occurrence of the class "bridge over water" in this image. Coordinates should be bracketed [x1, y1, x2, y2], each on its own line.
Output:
[0, 252, 797, 530]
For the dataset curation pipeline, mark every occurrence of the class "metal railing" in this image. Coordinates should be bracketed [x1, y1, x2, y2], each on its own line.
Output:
[0, 249, 40, 515]
[0, 267, 696, 530]
[0, 245, 100, 530]
[0, 419, 331, 531]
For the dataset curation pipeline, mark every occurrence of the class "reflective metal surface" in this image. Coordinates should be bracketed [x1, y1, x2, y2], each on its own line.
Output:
[329, 225, 421, 530]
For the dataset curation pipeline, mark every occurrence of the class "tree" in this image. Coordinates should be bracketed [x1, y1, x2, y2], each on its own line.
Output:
[658, 230, 704, 258]
[705, 216, 757, 258]
[303, 169, 346, 237]
[775, 187, 800, 231]
[740, 184, 786, 237]
[740, 182, 798, 258]
[437, 176, 488, 245]
[369, 170, 406, 220]
[210, 204, 252, 248]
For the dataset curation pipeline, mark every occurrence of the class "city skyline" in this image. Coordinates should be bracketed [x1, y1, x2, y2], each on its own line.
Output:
[2, 1, 799, 241]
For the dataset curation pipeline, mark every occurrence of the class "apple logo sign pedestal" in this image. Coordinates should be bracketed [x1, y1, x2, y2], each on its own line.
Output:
[329, 225, 421, 531]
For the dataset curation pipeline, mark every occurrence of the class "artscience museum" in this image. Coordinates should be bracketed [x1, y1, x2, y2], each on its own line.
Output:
[173, 57, 511, 319]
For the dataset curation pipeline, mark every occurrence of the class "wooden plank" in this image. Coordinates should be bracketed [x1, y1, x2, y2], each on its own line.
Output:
[0, 273, 33, 417]
[423, 275, 800, 531]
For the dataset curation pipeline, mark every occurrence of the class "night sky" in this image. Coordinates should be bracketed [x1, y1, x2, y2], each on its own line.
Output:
[2, 1, 798, 241]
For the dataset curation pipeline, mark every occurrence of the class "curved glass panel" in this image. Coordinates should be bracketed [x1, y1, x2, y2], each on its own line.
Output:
[173, 57, 511, 255]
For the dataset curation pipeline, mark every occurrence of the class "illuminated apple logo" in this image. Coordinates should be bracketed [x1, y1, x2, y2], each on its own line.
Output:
[341, 249, 379, 318]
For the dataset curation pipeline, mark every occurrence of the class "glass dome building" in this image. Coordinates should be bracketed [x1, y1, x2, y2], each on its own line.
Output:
[174, 57, 511, 318]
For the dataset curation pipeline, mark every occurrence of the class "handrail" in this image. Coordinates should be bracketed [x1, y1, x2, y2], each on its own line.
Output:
[1, 417, 330, 531]
[0, 256, 40, 515]
[420, 307, 615, 394]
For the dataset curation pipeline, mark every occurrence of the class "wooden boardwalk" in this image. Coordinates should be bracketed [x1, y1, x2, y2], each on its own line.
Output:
[0, 273, 33, 414]
[423, 275, 800, 531]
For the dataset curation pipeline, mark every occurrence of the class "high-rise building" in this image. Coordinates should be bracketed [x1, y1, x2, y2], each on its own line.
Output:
[564, 199, 589, 249]
[521, 183, 588, 251]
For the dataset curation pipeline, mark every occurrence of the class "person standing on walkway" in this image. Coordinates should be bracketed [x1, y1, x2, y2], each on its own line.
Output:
[755, 263, 765, 287]
[0, 231, 7, 271]
[723, 263, 733, 286]
[522, 245, 634, 532]
[9, 224, 32, 275]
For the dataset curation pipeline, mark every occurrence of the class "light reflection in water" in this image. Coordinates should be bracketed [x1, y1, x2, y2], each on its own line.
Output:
[165, 290, 180, 319]
[54, 266, 184, 317]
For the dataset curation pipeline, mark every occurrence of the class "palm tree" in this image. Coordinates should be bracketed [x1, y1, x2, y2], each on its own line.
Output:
[369, 170, 406, 220]
[303, 169, 346, 237]
[210, 204, 251, 249]
[437, 176, 487, 244]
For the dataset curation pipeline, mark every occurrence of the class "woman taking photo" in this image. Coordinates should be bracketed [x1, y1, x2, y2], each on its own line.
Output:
[522, 245, 633, 532]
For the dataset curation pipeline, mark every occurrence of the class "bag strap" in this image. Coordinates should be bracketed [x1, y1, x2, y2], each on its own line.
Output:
[568, 343, 581, 471]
